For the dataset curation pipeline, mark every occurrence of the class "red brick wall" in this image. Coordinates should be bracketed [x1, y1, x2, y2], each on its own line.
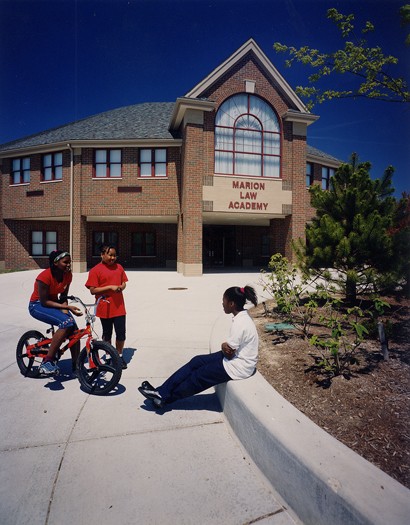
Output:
[74, 147, 181, 218]
[201, 53, 289, 116]
[179, 123, 204, 265]
[4, 219, 70, 270]
[2, 152, 71, 220]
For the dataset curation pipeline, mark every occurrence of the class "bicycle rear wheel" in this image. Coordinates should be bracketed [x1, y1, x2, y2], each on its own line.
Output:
[16, 330, 47, 378]
[77, 341, 122, 395]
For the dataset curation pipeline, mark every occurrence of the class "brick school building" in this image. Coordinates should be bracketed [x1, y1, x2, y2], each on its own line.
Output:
[0, 39, 339, 275]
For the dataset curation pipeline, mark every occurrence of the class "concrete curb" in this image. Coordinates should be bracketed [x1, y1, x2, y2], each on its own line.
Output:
[211, 315, 410, 525]
[216, 375, 410, 525]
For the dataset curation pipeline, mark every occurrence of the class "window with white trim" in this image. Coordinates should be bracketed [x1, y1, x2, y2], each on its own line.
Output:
[11, 157, 30, 185]
[42, 152, 63, 181]
[139, 149, 167, 177]
[215, 94, 281, 177]
[94, 149, 122, 178]
[31, 231, 57, 256]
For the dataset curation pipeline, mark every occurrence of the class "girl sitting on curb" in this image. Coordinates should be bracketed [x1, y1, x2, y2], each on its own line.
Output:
[138, 285, 258, 409]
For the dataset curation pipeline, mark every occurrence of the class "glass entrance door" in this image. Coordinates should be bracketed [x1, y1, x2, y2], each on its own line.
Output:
[203, 226, 236, 267]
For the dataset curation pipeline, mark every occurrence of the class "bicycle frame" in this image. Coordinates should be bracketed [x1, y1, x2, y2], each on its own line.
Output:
[25, 296, 104, 365]
[17, 295, 122, 394]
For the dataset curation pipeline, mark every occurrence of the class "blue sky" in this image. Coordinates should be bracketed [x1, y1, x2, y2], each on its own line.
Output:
[1, 0, 408, 196]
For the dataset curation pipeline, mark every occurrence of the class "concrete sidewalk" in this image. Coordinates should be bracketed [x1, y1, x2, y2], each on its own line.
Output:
[0, 269, 297, 525]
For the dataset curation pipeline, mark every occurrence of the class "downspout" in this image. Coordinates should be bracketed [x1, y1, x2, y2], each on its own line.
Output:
[67, 144, 74, 258]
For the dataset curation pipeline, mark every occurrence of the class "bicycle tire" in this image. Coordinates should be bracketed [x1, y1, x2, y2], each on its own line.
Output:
[16, 330, 47, 378]
[77, 341, 122, 395]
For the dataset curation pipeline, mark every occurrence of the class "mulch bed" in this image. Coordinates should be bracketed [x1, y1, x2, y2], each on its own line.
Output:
[251, 295, 410, 489]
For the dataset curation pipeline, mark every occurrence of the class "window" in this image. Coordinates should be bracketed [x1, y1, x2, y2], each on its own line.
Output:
[132, 232, 156, 256]
[94, 149, 122, 178]
[31, 231, 57, 256]
[215, 94, 281, 178]
[11, 157, 30, 185]
[42, 152, 63, 181]
[139, 149, 167, 177]
[321, 166, 335, 190]
[92, 231, 118, 256]
[306, 163, 314, 187]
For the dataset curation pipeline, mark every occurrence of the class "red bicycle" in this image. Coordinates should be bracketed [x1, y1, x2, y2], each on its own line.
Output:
[16, 296, 122, 395]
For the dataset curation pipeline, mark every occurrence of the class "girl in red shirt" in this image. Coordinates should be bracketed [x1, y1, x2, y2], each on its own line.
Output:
[29, 250, 83, 375]
[85, 244, 128, 369]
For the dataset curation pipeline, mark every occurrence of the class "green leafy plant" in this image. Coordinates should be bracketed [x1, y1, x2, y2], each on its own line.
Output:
[260, 253, 335, 339]
[310, 304, 368, 376]
[260, 254, 393, 378]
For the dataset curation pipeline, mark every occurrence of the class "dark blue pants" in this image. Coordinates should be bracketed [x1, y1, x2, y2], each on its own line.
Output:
[157, 351, 231, 405]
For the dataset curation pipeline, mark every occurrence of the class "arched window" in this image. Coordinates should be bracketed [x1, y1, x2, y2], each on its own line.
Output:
[215, 94, 280, 177]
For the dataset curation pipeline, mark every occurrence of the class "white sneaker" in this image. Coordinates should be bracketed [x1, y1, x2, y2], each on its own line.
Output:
[40, 361, 59, 375]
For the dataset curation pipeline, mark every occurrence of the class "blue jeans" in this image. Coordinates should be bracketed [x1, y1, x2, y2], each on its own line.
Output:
[157, 351, 231, 405]
[28, 301, 78, 330]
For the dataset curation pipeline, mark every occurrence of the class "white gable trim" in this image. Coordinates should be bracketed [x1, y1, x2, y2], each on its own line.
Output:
[185, 38, 309, 113]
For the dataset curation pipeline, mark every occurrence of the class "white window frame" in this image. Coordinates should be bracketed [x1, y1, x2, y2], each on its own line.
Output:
[215, 94, 281, 178]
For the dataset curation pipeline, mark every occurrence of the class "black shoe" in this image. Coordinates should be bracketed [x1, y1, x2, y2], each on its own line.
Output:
[141, 380, 156, 390]
[153, 397, 164, 409]
[120, 357, 127, 369]
[138, 385, 162, 402]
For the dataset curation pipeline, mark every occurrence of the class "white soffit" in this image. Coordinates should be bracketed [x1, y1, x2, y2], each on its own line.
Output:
[185, 38, 308, 113]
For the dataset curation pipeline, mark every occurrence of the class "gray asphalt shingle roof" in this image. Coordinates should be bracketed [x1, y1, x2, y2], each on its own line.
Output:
[307, 145, 340, 163]
[0, 101, 341, 164]
[0, 102, 176, 152]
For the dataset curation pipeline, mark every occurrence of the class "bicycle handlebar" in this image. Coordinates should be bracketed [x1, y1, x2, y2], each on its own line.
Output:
[66, 295, 106, 310]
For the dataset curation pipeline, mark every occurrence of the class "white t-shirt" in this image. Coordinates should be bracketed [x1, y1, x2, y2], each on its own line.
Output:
[222, 310, 259, 380]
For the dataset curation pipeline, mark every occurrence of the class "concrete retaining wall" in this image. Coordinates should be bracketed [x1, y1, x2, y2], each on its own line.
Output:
[216, 375, 410, 525]
[211, 314, 410, 525]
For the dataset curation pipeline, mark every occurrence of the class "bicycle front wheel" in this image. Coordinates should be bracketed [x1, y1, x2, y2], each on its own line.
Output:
[16, 330, 47, 378]
[77, 341, 122, 395]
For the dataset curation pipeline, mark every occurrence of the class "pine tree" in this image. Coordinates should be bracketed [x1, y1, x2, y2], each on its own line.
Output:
[390, 192, 410, 295]
[304, 153, 396, 302]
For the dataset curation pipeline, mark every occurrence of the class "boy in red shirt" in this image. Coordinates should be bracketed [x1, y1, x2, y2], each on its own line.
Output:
[85, 244, 128, 369]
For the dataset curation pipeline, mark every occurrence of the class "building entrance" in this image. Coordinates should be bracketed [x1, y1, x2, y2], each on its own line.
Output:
[203, 225, 237, 267]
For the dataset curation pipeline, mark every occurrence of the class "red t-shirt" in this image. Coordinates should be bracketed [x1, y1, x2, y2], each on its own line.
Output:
[85, 262, 128, 318]
[30, 268, 72, 302]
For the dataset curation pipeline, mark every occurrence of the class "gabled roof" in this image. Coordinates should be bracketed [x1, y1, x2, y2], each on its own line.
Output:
[185, 38, 309, 113]
[0, 102, 176, 154]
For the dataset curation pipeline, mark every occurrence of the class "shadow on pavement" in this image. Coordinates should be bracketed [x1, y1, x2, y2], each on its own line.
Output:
[139, 392, 222, 414]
